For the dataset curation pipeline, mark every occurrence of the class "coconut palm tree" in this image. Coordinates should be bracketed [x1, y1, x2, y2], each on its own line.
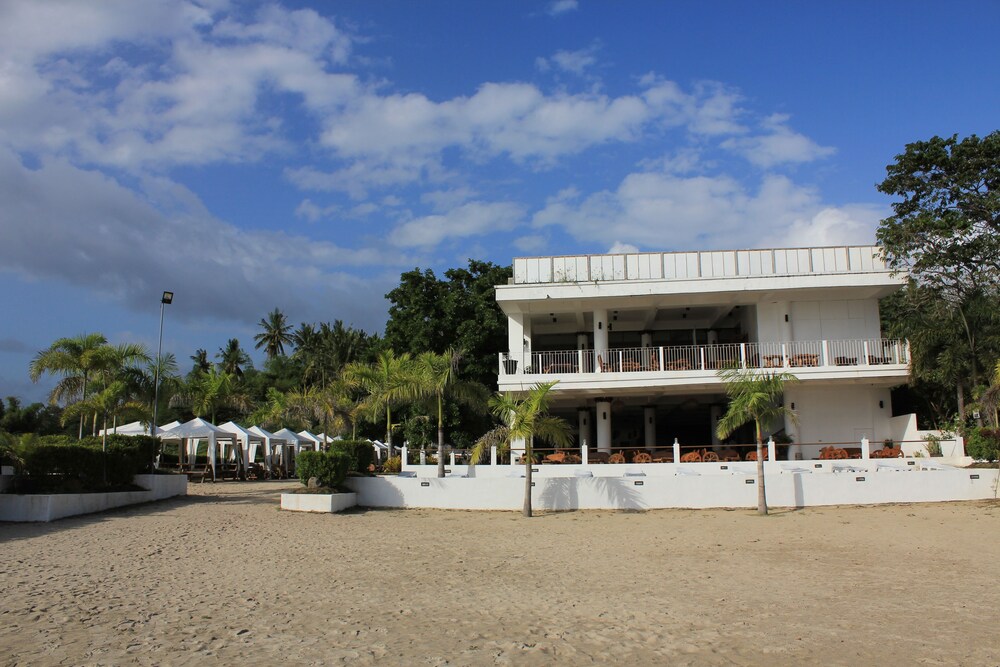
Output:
[62, 380, 150, 483]
[217, 339, 251, 378]
[29, 333, 110, 438]
[254, 308, 294, 360]
[171, 368, 250, 423]
[344, 349, 423, 456]
[190, 349, 211, 376]
[416, 349, 490, 477]
[470, 382, 572, 517]
[715, 367, 798, 516]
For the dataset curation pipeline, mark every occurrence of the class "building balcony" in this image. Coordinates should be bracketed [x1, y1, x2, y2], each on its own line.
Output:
[498, 338, 909, 390]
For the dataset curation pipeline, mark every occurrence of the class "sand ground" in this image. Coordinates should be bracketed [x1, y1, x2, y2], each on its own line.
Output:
[1, 481, 999, 666]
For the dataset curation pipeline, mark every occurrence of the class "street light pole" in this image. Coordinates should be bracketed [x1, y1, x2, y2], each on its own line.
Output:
[152, 291, 173, 469]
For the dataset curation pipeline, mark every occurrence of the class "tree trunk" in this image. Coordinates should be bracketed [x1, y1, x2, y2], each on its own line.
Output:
[523, 438, 533, 517]
[957, 383, 965, 421]
[437, 394, 446, 478]
[755, 422, 768, 516]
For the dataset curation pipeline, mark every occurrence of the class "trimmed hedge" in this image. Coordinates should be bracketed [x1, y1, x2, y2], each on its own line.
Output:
[297, 450, 352, 489]
[329, 439, 376, 473]
[19, 435, 158, 492]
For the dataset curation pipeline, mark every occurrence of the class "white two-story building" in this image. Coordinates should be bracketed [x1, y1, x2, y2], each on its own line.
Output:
[496, 245, 911, 460]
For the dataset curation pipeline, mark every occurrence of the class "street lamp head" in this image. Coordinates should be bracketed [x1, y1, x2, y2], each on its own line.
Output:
[161, 291, 174, 305]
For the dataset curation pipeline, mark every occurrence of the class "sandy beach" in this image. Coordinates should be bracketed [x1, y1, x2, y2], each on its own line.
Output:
[1, 481, 999, 666]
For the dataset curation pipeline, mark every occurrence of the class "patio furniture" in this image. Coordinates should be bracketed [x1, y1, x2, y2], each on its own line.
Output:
[543, 362, 578, 374]
[564, 453, 582, 464]
[834, 356, 858, 366]
[664, 358, 692, 371]
[680, 450, 702, 462]
[819, 446, 849, 459]
[788, 353, 819, 367]
[701, 450, 720, 462]
[589, 451, 610, 464]
[543, 451, 567, 464]
[763, 355, 784, 368]
[719, 448, 741, 462]
[632, 451, 652, 464]
[608, 451, 627, 464]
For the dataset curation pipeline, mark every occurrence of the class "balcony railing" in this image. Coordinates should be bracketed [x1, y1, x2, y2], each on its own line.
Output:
[499, 339, 909, 376]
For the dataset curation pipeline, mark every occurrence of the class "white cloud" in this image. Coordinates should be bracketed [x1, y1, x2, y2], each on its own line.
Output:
[514, 234, 548, 253]
[548, 0, 579, 16]
[295, 198, 340, 222]
[0, 148, 398, 327]
[391, 201, 525, 248]
[536, 42, 601, 76]
[608, 241, 639, 254]
[722, 114, 836, 167]
[532, 168, 879, 251]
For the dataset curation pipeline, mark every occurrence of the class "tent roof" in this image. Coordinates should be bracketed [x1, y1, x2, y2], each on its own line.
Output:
[297, 430, 321, 444]
[160, 418, 237, 440]
[272, 428, 303, 444]
[247, 425, 287, 444]
[218, 421, 264, 443]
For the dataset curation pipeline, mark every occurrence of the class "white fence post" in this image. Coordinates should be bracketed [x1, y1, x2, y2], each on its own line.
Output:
[673, 438, 681, 462]
[401, 446, 408, 466]
[767, 437, 776, 462]
[861, 437, 870, 459]
[582, 444, 589, 465]
[450, 451, 456, 466]
[490, 445, 497, 466]
[420, 449, 426, 465]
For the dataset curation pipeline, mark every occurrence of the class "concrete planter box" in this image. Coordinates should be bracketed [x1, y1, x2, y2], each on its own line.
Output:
[281, 492, 357, 513]
[0, 473, 188, 523]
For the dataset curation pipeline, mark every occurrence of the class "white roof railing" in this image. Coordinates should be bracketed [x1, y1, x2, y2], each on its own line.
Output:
[512, 245, 889, 285]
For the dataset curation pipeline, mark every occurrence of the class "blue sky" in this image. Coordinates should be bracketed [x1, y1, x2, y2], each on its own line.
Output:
[1, 0, 997, 402]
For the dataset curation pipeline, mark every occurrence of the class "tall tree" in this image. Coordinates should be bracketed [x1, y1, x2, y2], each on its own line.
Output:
[254, 308, 294, 360]
[716, 368, 798, 516]
[190, 349, 211, 376]
[29, 333, 110, 438]
[217, 339, 251, 378]
[877, 132, 1000, 410]
[470, 382, 572, 518]
[416, 349, 489, 477]
[344, 349, 423, 456]
[62, 380, 150, 482]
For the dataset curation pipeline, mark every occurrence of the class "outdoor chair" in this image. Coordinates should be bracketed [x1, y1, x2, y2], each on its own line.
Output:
[543, 451, 567, 464]
[680, 450, 702, 463]
[589, 451, 610, 464]
[564, 453, 582, 464]
[608, 451, 627, 464]
[701, 450, 720, 462]
[632, 451, 653, 464]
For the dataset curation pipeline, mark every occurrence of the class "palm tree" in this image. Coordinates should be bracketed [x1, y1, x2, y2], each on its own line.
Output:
[715, 367, 798, 515]
[217, 339, 251, 378]
[344, 349, 423, 456]
[171, 368, 250, 423]
[62, 380, 150, 483]
[190, 349, 211, 376]
[470, 382, 572, 517]
[29, 333, 110, 438]
[254, 308, 294, 360]
[416, 349, 490, 477]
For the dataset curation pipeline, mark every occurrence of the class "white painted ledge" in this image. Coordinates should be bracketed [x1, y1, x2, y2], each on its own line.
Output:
[280, 492, 357, 513]
[0, 473, 188, 522]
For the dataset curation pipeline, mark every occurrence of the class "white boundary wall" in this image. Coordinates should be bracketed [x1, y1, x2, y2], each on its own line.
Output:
[0, 474, 188, 522]
[347, 463, 998, 511]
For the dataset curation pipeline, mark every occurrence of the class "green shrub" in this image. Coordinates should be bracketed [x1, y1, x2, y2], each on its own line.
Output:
[966, 428, 1000, 462]
[380, 455, 402, 474]
[297, 450, 351, 489]
[329, 439, 375, 473]
[18, 435, 156, 491]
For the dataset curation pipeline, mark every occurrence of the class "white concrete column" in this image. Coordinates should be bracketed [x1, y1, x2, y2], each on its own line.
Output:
[577, 332, 590, 372]
[401, 446, 408, 465]
[420, 449, 426, 465]
[596, 399, 612, 453]
[707, 330, 719, 345]
[507, 312, 524, 373]
[490, 445, 497, 466]
[644, 406, 656, 449]
[861, 437, 870, 459]
[512, 436, 526, 463]
[578, 409, 590, 451]
[640, 332, 652, 348]
[710, 405, 722, 447]
[673, 438, 681, 462]
[594, 309, 609, 371]
[767, 437, 776, 462]
[577, 333, 589, 349]
[450, 451, 456, 466]
[581, 444, 589, 465]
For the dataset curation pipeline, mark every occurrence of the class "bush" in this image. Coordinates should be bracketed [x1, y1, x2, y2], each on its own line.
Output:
[297, 450, 351, 489]
[380, 455, 402, 474]
[329, 439, 375, 474]
[17, 435, 157, 491]
[966, 428, 1000, 462]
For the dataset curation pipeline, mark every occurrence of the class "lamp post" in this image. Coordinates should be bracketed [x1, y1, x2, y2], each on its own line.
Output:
[151, 291, 173, 469]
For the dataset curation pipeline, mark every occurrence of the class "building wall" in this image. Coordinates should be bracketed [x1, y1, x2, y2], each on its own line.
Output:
[789, 299, 881, 341]
[783, 384, 893, 457]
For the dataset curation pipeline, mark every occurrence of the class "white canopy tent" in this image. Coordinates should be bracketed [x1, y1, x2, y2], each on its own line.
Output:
[272, 428, 305, 475]
[159, 418, 238, 481]
[218, 421, 264, 476]
[247, 425, 288, 476]
[99, 420, 181, 437]
[297, 430, 322, 451]
[372, 439, 389, 461]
